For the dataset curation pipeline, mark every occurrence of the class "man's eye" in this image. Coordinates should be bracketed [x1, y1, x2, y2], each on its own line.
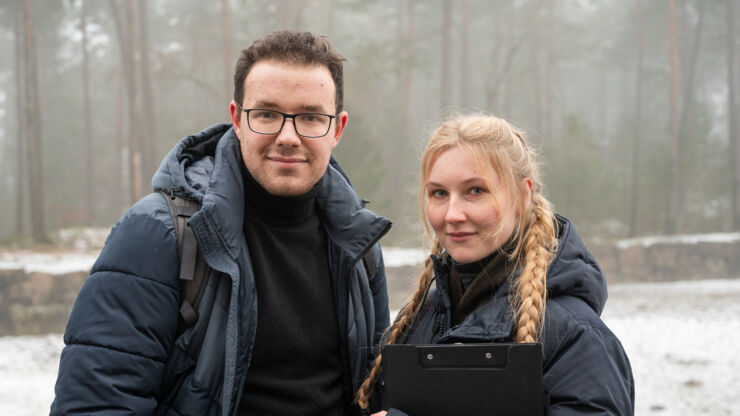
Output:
[255, 111, 278, 119]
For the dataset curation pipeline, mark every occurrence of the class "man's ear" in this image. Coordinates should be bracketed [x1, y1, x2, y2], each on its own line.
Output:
[230, 100, 242, 138]
[331, 110, 348, 149]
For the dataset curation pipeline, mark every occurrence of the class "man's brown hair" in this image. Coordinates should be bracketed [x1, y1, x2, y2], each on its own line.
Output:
[233, 30, 346, 116]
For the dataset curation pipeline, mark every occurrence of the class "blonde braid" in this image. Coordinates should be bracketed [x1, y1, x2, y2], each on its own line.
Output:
[355, 241, 443, 410]
[513, 194, 557, 343]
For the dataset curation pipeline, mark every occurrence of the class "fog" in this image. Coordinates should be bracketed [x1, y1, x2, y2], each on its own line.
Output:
[0, 0, 739, 245]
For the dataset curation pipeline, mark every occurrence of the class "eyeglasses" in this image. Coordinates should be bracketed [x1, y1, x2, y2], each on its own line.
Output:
[241, 108, 336, 138]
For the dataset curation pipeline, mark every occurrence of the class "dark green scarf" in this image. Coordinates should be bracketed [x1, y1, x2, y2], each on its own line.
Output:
[448, 244, 517, 326]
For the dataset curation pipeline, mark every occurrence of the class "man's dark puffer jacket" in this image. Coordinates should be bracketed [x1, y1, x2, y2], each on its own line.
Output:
[51, 124, 392, 415]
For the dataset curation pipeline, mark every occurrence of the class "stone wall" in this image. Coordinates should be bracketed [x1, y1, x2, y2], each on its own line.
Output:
[385, 239, 740, 309]
[589, 239, 740, 282]
[0, 268, 86, 336]
[1, 238, 738, 335]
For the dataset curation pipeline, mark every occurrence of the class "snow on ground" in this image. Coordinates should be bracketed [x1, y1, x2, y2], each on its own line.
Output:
[3, 278, 739, 415]
[1, 241, 740, 415]
[615, 232, 740, 249]
[602, 279, 740, 415]
[382, 247, 427, 268]
[0, 333, 62, 416]
[0, 227, 107, 274]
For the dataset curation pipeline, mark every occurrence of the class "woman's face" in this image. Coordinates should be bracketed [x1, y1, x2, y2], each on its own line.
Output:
[425, 146, 520, 264]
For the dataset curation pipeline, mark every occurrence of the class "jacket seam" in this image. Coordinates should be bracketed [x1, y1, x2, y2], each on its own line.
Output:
[65, 340, 166, 364]
[88, 268, 179, 292]
[548, 296, 608, 335]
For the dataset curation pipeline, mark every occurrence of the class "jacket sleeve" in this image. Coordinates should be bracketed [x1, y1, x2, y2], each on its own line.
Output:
[50, 202, 181, 415]
[368, 245, 391, 349]
[543, 297, 635, 416]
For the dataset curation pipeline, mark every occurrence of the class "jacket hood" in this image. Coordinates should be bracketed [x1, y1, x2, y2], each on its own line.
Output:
[152, 123, 229, 202]
[546, 214, 607, 315]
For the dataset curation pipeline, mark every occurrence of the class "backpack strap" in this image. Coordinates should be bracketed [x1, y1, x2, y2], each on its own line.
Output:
[362, 251, 378, 278]
[160, 191, 209, 330]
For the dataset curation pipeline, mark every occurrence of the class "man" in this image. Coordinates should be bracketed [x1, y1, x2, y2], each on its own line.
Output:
[51, 31, 392, 416]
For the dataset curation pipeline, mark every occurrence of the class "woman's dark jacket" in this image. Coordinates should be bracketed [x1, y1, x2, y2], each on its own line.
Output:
[382, 215, 634, 415]
[50, 124, 392, 415]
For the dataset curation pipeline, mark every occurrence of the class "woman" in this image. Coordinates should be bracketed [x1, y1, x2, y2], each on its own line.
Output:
[357, 114, 634, 415]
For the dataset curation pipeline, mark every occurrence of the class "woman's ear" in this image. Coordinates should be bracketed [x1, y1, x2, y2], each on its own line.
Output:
[521, 178, 533, 212]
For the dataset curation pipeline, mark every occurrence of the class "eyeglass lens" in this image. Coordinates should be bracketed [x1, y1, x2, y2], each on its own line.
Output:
[248, 109, 332, 137]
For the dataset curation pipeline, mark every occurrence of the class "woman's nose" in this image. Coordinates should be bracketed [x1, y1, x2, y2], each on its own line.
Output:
[445, 197, 467, 223]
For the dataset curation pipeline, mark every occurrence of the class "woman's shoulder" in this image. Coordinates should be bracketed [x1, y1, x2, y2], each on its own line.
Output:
[543, 295, 619, 345]
[542, 294, 628, 367]
[541, 295, 634, 413]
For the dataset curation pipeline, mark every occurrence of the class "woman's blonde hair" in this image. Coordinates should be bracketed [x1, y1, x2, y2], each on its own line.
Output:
[356, 114, 558, 410]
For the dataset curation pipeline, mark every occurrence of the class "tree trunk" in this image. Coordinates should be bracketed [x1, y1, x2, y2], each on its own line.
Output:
[628, 0, 644, 238]
[544, 1, 554, 141]
[138, 0, 156, 191]
[665, 0, 681, 234]
[113, 69, 125, 216]
[531, 5, 543, 135]
[81, 0, 93, 225]
[459, 0, 469, 106]
[395, 0, 414, 220]
[729, 0, 740, 229]
[326, 0, 335, 38]
[13, 8, 26, 236]
[110, 0, 143, 203]
[221, 0, 233, 102]
[400, 0, 414, 140]
[598, 56, 608, 163]
[22, 0, 46, 242]
[677, 1, 705, 221]
[440, 0, 452, 107]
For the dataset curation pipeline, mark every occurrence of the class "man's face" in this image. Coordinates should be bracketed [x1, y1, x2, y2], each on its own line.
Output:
[230, 60, 348, 196]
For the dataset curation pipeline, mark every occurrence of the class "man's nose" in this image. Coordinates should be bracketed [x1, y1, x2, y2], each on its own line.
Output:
[275, 117, 301, 146]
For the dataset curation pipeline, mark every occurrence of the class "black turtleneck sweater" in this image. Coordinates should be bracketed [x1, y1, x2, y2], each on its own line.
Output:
[238, 168, 344, 416]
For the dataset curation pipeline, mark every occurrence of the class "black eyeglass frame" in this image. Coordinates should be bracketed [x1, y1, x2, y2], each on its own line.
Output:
[240, 107, 337, 138]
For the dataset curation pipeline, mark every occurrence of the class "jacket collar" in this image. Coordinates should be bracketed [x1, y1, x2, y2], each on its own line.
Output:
[429, 215, 607, 343]
[154, 124, 391, 263]
[431, 255, 515, 343]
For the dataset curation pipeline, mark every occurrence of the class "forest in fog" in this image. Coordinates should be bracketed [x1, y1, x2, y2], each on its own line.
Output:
[1, 0, 739, 245]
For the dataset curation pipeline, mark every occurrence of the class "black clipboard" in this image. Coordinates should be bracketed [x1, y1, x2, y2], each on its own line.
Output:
[382, 343, 546, 416]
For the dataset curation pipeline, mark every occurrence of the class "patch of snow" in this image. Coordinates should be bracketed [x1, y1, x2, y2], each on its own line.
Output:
[0, 251, 97, 275]
[382, 247, 427, 268]
[0, 334, 62, 416]
[602, 279, 740, 415]
[616, 232, 740, 250]
[54, 228, 110, 251]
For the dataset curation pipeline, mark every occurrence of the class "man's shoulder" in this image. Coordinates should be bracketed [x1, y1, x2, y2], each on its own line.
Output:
[92, 192, 180, 285]
[119, 192, 177, 230]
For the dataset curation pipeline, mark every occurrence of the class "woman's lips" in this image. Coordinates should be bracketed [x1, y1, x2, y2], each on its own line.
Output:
[447, 232, 476, 242]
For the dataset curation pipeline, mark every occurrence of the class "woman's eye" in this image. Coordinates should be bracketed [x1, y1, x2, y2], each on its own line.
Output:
[469, 187, 486, 195]
[430, 189, 447, 198]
